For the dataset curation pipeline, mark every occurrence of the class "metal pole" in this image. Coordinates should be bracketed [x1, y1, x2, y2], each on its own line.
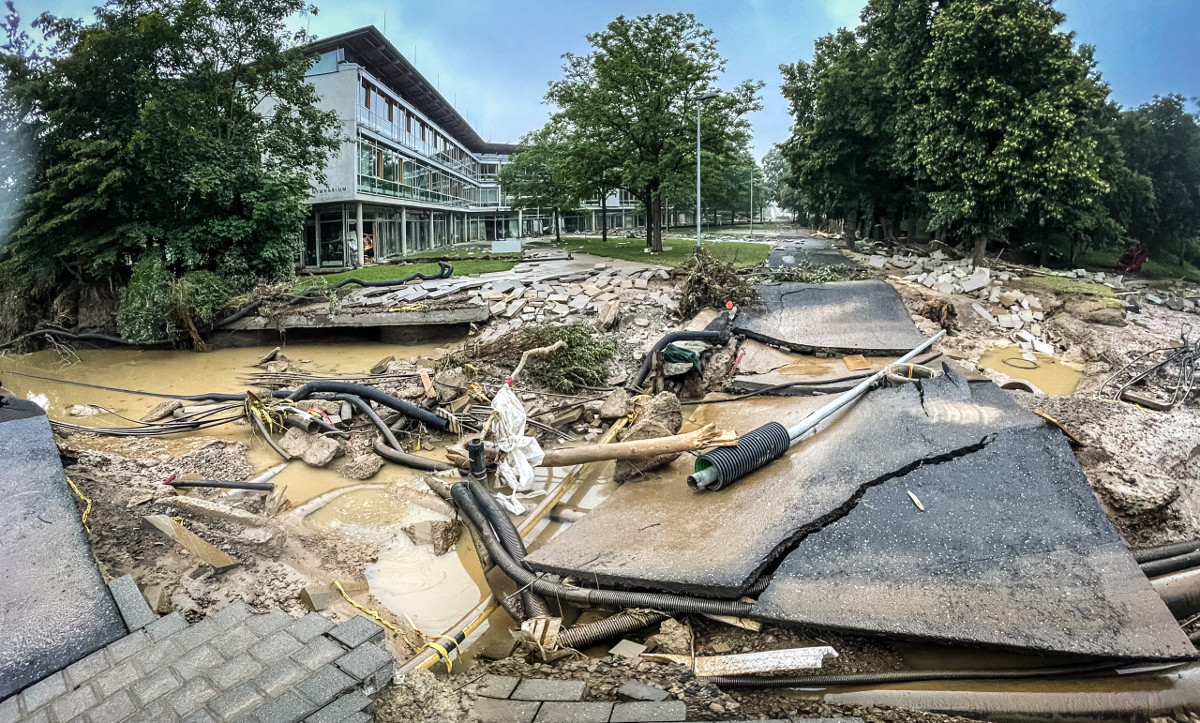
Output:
[695, 102, 702, 246]
[749, 166, 754, 237]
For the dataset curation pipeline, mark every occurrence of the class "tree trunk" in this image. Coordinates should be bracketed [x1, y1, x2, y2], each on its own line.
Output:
[843, 209, 858, 251]
[553, 208, 561, 243]
[972, 232, 987, 266]
[648, 189, 663, 253]
[600, 192, 608, 243]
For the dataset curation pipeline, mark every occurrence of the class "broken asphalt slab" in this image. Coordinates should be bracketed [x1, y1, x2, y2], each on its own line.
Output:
[754, 425, 1194, 660]
[734, 280, 927, 354]
[526, 371, 1192, 659]
[768, 238, 857, 270]
[0, 399, 127, 699]
[528, 370, 1039, 596]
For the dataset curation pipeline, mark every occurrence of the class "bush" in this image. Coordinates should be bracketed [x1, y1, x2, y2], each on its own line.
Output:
[522, 323, 618, 393]
[117, 256, 235, 344]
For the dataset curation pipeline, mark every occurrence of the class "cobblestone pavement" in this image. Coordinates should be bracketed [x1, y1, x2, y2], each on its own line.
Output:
[1, 601, 393, 723]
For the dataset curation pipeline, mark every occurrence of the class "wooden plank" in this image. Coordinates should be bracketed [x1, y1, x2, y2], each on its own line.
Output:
[842, 355, 870, 371]
[142, 515, 240, 574]
[419, 368, 437, 399]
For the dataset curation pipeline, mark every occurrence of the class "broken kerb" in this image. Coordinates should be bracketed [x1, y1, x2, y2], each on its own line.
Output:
[689, 329, 947, 491]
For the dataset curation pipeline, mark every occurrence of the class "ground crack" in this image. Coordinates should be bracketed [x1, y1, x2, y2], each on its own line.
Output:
[743, 432, 999, 594]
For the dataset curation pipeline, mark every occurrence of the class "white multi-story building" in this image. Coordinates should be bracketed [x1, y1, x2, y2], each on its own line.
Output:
[300, 26, 663, 271]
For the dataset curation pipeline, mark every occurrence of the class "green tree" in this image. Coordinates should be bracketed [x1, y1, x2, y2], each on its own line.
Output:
[499, 124, 582, 243]
[1115, 95, 1200, 264]
[0, 0, 340, 289]
[545, 13, 761, 252]
[911, 0, 1108, 264]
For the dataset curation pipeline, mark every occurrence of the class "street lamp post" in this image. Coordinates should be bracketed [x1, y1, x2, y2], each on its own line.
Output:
[749, 166, 754, 238]
[696, 90, 720, 246]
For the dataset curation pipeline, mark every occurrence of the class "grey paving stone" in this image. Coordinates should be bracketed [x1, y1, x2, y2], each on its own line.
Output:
[0, 695, 18, 723]
[336, 714, 370, 723]
[50, 682, 98, 722]
[15, 710, 48, 723]
[134, 638, 186, 673]
[146, 612, 189, 641]
[476, 674, 520, 699]
[209, 653, 264, 691]
[211, 625, 259, 659]
[245, 609, 294, 638]
[533, 701, 613, 723]
[166, 678, 217, 717]
[109, 575, 156, 632]
[130, 667, 183, 705]
[610, 701, 686, 722]
[326, 616, 383, 648]
[511, 679, 587, 702]
[89, 689, 139, 723]
[125, 697, 178, 723]
[94, 659, 142, 698]
[305, 691, 372, 723]
[250, 630, 303, 664]
[294, 665, 354, 707]
[211, 601, 253, 629]
[469, 697, 541, 723]
[245, 690, 317, 723]
[253, 659, 308, 699]
[180, 710, 216, 723]
[107, 630, 150, 662]
[65, 647, 113, 687]
[617, 680, 670, 702]
[22, 671, 66, 711]
[171, 643, 225, 680]
[284, 613, 334, 644]
[171, 616, 221, 652]
[290, 636, 346, 672]
[208, 683, 264, 721]
[333, 642, 394, 691]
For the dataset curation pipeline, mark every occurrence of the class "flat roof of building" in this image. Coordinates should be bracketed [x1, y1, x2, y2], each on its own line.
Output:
[306, 26, 518, 156]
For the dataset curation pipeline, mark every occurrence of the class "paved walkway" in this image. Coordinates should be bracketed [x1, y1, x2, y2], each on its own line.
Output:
[1, 602, 392, 723]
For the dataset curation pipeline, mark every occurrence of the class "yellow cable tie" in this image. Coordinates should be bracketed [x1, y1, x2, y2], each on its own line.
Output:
[66, 476, 91, 533]
[332, 580, 402, 635]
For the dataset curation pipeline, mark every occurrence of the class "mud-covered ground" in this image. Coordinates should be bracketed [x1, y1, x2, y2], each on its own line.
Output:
[24, 231, 1200, 722]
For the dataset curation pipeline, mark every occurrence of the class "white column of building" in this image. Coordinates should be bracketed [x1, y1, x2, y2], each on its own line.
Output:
[517, 209, 523, 238]
[355, 201, 365, 267]
[401, 207, 407, 257]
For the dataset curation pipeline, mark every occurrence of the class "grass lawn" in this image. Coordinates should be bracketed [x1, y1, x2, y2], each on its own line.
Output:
[297, 258, 515, 288]
[1014, 274, 1121, 306]
[1079, 249, 1200, 284]
[554, 236, 770, 269]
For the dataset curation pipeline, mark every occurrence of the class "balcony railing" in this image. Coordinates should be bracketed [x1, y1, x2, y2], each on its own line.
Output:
[358, 174, 472, 208]
[356, 106, 480, 180]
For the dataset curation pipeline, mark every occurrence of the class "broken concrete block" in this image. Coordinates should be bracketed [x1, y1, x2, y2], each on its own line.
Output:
[634, 278, 649, 290]
[594, 263, 608, 270]
[1145, 293, 1164, 305]
[961, 267, 991, 293]
[998, 290, 1025, 306]
[1032, 339, 1055, 355]
[403, 520, 460, 556]
[504, 299, 528, 317]
[868, 255, 886, 268]
[598, 389, 632, 420]
[597, 300, 620, 331]
[279, 427, 340, 467]
[568, 294, 591, 310]
[489, 301, 507, 316]
[339, 453, 384, 480]
[972, 303, 998, 325]
[934, 282, 957, 295]
[609, 639, 648, 659]
[997, 314, 1021, 329]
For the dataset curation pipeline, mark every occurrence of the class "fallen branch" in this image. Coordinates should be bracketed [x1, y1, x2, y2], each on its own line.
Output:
[511, 340, 567, 382]
[447, 423, 739, 468]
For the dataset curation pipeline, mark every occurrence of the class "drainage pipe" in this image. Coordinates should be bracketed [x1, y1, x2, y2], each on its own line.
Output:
[626, 330, 730, 392]
[557, 610, 671, 650]
[464, 468, 550, 620]
[1151, 567, 1200, 618]
[1134, 539, 1200, 564]
[689, 330, 946, 491]
[450, 481, 754, 617]
[704, 660, 1122, 689]
[285, 382, 448, 430]
[1140, 549, 1200, 578]
[168, 479, 275, 491]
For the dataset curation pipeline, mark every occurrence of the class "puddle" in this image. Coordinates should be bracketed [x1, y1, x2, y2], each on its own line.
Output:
[978, 346, 1083, 395]
[366, 533, 486, 633]
[0, 342, 443, 504]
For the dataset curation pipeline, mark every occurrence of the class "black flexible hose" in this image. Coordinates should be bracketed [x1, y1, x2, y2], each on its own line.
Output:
[466, 479, 550, 619]
[557, 610, 671, 650]
[285, 381, 448, 430]
[168, 480, 275, 491]
[703, 661, 1125, 689]
[212, 262, 454, 329]
[373, 440, 456, 471]
[450, 482, 753, 617]
[1141, 550, 1200, 578]
[1135, 540, 1200, 564]
[626, 330, 729, 392]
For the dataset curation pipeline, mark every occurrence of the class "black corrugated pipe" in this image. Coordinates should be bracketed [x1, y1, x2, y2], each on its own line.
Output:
[1141, 550, 1200, 578]
[465, 478, 550, 619]
[704, 661, 1123, 689]
[1134, 540, 1200, 564]
[557, 610, 671, 650]
[626, 330, 730, 392]
[450, 482, 754, 617]
[285, 382, 448, 430]
[1151, 567, 1200, 618]
[320, 392, 455, 471]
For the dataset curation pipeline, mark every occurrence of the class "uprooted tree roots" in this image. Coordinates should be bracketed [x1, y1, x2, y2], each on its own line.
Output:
[455, 323, 618, 393]
[677, 247, 760, 317]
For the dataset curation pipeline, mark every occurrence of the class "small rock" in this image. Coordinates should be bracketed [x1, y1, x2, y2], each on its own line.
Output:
[633, 317, 650, 327]
[69, 404, 101, 417]
[278, 427, 341, 467]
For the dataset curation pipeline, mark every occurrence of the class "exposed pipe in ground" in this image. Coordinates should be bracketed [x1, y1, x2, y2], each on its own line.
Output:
[626, 330, 730, 392]
[284, 381, 448, 430]
[1135, 539, 1200, 564]
[1151, 567, 1200, 619]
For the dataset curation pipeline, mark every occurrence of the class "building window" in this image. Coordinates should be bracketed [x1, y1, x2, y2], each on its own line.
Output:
[361, 79, 372, 109]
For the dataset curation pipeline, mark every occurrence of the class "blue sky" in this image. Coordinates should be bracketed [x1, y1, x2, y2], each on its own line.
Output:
[29, 0, 1200, 160]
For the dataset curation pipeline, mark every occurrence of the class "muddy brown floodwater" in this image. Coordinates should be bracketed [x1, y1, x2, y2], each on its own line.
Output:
[977, 345, 1084, 395]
